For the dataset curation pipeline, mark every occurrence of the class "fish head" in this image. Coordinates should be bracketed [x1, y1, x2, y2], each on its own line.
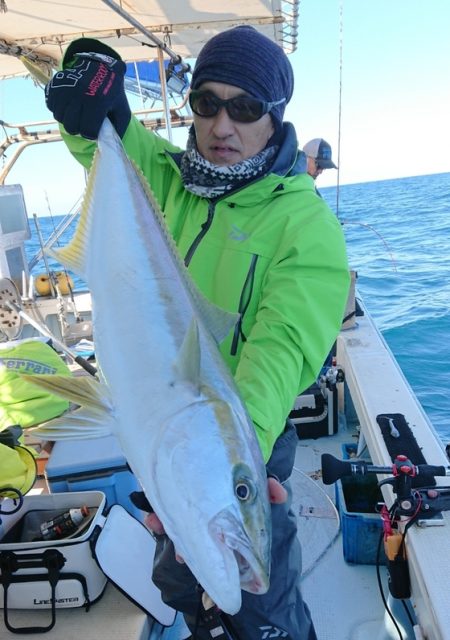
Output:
[193, 400, 272, 610]
[150, 398, 272, 614]
[208, 460, 272, 597]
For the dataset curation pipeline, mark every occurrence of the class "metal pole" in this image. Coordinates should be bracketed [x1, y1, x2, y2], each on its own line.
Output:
[100, 0, 185, 66]
[33, 213, 56, 297]
[157, 47, 173, 143]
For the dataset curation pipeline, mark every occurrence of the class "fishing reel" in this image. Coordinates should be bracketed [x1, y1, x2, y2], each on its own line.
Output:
[322, 452, 450, 601]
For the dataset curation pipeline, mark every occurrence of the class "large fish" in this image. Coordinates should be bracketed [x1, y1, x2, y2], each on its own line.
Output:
[25, 119, 271, 614]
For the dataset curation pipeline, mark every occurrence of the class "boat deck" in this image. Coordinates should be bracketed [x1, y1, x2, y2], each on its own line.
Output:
[1, 425, 410, 640]
[296, 429, 413, 640]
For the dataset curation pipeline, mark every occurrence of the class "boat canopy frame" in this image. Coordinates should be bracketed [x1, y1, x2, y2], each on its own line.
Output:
[0, 0, 299, 179]
[0, 0, 299, 80]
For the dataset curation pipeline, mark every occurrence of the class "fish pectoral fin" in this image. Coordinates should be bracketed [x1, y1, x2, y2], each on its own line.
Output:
[175, 319, 201, 393]
[22, 374, 114, 440]
[28, 406, 114, 440]
[21, 374, 112, 413]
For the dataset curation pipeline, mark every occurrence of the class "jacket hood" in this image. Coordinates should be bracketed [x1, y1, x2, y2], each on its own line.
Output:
[271, 122, 307, 177]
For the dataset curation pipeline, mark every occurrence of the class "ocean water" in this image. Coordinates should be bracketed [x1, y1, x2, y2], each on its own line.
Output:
[322, 172, 450, 444]
[25, 171, 450, 446]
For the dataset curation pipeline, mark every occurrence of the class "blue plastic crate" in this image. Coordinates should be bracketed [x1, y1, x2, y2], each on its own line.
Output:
[335, 443, 386, 565]
[45, 435, 143, 521]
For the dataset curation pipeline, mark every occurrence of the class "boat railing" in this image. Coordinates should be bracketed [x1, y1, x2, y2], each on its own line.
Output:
[279, 0, 299, 53]
[0, 94, 193, 182]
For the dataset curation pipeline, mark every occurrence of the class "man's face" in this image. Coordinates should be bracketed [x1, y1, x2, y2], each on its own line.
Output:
[193, 82, 275, 166]
[306, 156, 323, 180]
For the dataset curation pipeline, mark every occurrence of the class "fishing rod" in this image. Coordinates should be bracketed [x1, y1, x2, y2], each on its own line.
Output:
[322, 454, 450, 490]
[32, 212, 81, 346]
[322, 452, 450, 526]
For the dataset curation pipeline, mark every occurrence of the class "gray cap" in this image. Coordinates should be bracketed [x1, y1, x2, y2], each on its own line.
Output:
[302, 138, 337, 169]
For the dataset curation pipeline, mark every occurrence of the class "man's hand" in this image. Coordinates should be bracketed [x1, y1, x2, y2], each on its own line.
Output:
[45, 52, 131, 139]
[145, 511, 166, 536]
[267, 475, 288, 503]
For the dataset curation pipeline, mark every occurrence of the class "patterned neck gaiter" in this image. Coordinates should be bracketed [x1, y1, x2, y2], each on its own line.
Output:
[180, 128, 278, 199]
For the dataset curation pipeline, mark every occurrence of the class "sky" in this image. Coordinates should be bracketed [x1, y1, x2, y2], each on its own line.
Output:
[0, 0, 449, 216]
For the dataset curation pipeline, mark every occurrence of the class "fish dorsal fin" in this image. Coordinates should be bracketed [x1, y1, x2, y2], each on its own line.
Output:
[108, 124, 239, 345]
[131, 156, 239, 344]
[175, 319, 201, 394]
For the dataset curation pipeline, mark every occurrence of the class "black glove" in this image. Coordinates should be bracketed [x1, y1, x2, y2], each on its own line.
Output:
[45, 50, 131, 140]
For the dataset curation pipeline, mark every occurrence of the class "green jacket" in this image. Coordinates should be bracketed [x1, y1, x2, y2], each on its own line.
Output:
[61, 118, 349, 461]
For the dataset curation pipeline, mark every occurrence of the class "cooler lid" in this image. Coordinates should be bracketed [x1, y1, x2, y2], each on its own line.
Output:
[94, 504, 176, 627]
[46, 435, 128, 478]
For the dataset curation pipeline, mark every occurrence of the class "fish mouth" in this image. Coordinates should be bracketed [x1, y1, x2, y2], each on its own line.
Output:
[209, 511, 270, 595]
[232, 547, 269, 594]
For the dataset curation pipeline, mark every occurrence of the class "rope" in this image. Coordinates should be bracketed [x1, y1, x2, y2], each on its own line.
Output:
[0, 40, 55, 66]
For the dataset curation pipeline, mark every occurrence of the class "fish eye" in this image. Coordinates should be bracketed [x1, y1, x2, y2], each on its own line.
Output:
[236, 481, 252, 501]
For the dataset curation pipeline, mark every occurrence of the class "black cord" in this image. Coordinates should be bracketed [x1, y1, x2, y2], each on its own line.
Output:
[0, 487, 24, 515]
[375, 531, 404, 640]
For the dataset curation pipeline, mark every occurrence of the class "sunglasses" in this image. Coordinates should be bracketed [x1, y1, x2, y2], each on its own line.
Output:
[189, 90, 285, 123]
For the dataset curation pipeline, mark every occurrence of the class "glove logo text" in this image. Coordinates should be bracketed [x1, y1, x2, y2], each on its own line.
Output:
[85, 63, 114, 97]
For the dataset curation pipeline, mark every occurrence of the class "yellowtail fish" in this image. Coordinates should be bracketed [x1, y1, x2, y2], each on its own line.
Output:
[25, 119, 271, 614]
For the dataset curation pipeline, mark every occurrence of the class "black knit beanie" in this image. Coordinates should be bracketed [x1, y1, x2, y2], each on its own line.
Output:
[191, 26, 294, 132]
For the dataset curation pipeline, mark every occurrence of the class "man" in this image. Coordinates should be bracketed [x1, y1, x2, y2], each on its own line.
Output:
[303, 138, 337, 180]
[45, 25, 349, 639]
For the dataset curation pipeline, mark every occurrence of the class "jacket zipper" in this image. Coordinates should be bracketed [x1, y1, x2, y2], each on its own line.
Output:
[184, 201, 215, 267]
[230, 254, 258, 356]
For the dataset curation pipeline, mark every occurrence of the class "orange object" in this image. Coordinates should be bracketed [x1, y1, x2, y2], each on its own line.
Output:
[384, 532, 406, 560]
[35, 272, 74, 296]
